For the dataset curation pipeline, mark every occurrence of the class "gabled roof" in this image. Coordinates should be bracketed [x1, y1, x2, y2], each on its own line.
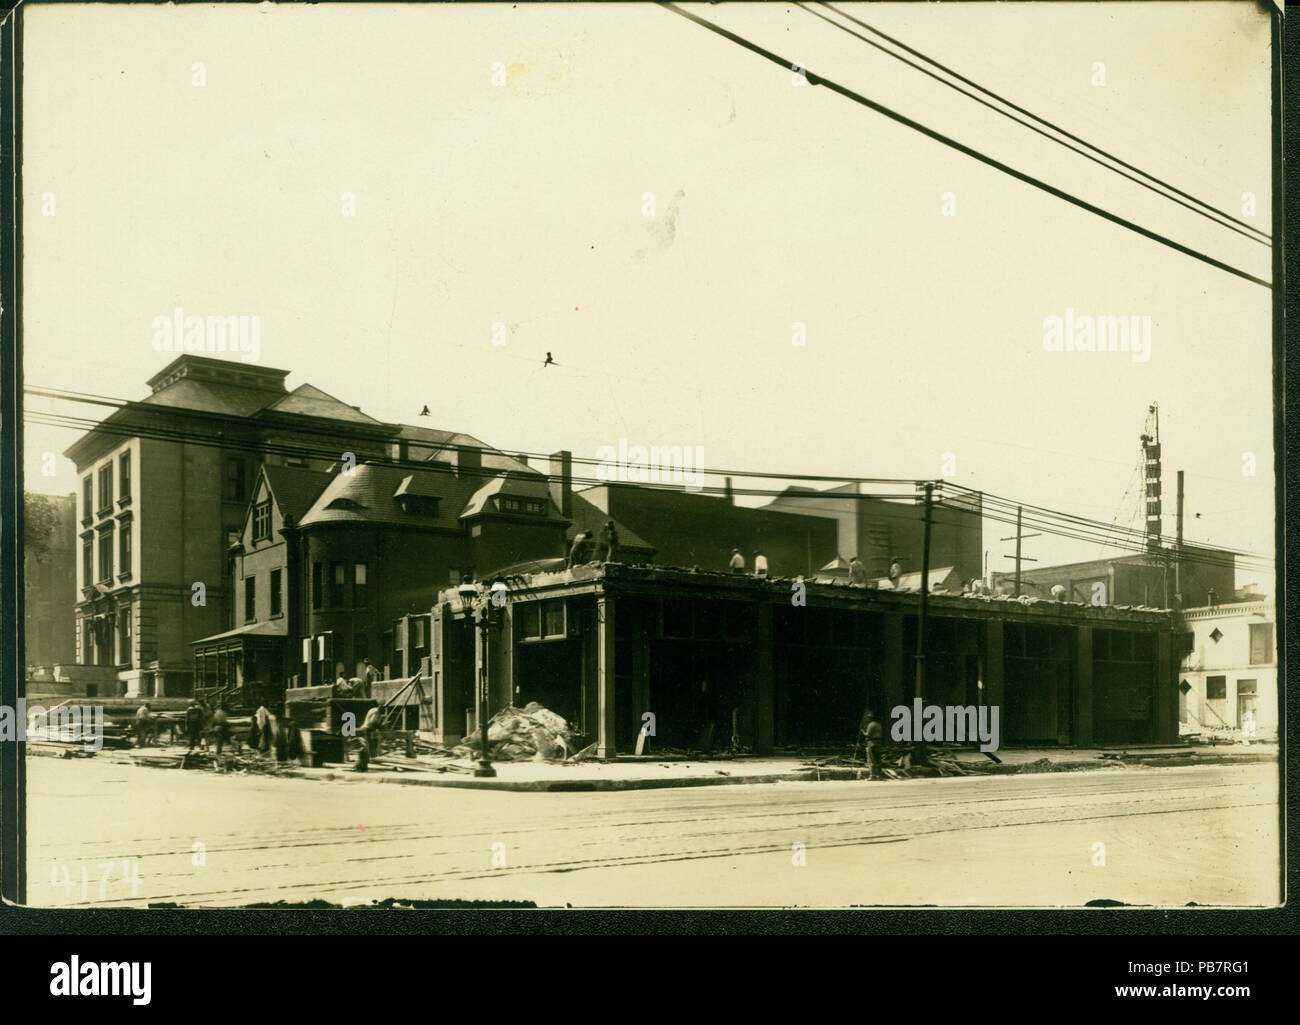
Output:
[260, 465, 332, 524]
[262, 383, 382, 424]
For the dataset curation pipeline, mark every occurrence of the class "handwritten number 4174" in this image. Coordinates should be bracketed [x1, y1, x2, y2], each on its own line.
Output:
[49, 860, 141, 900]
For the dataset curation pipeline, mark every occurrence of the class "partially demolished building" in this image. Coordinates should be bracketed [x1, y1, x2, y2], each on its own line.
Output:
[417, 563, 1181, 757]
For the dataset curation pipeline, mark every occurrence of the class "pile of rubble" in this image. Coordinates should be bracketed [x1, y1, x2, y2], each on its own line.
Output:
[453, 703, 583, 762]
[806, 744, 983, 778]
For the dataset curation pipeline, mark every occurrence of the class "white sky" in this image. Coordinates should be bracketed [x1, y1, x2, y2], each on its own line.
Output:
[21, 2, 1276, 588]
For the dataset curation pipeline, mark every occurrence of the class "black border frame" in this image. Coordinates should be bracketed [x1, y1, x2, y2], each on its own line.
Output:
[0, 0, 1294, 937]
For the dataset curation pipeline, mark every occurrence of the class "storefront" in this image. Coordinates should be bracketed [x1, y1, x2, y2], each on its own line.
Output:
[429, 563, 1179, 757]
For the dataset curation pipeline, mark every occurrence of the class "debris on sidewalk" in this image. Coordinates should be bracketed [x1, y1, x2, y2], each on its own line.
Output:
[804, 744, 978, 778]
[1015, 757, 1057, 774]
[452, 703, 583, 762]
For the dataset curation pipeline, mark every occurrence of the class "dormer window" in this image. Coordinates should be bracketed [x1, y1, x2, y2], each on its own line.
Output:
[326, 497, 367, 512]
[498, 496, 545, 515]
[398, 496, 440, 517]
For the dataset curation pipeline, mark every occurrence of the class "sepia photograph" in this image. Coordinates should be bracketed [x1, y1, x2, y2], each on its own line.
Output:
[3, 0, 1284, 929]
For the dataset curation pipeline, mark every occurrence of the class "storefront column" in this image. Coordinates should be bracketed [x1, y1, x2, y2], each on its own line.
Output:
[597, 595, 617, 759]
[755, 604, 775, 755]
[1073, 625, 1094, 748]
[984, 619, 1006, 715]
[1155, 629, 1176, 743]
[630, 618, 650, 746]
[882, 613, 906, 713]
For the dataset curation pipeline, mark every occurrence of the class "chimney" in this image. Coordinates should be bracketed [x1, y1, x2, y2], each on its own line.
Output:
[724, 477, 734, 504]
[457, 444, 482, 480]
[390, 438, 409, 464]
[549, 450, 572, 518]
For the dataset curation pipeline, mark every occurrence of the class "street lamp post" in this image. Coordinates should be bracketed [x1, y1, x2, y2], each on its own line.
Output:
[457, 578, 497, 778]
[473, 602, 496, 777]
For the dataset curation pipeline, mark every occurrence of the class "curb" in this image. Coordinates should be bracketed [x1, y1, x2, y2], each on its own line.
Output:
[31, 747, 1276, 791]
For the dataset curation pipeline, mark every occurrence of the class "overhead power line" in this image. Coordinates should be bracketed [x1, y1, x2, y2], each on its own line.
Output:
[21, 407, 918, 502]
[24, 384, 918, 489]
[812, 1, 1271, 245]
[23, 403, 1272, 575]
[659, 2, 1271, 289]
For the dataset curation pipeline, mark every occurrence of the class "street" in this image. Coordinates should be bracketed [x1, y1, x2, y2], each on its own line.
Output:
[25, 758, 1279, 908]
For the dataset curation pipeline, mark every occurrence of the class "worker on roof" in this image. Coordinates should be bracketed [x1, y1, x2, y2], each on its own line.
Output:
[753, 550, 769, 578]
[729, 549, 745, 574]
[362, 658, 381, 695]
[567, 531, 593, 568]
[598, 520, 620, 563]
[849, 556, 869, 587]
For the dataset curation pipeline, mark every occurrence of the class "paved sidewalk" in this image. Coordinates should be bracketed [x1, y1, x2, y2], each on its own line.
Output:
[249, 742, 1283, 792]
[56, 740, 1277, 792]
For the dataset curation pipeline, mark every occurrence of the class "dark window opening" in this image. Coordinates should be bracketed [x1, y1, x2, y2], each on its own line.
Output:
[1249, 623, 1273, 665]
[97, 527, 114, 582]
[96, 465, 113, 514]
[224, 456, 247, 503]
[354, 562, 368, 608]
[118, 521, 131, 573]
[252, 500, 272, 542]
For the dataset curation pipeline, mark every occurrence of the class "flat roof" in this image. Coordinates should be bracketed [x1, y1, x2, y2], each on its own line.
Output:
[439, 562, 1175, 628]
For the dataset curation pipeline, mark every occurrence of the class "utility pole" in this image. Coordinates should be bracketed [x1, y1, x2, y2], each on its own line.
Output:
[915, 482, 934, 701]
[1175, 469, 1184, 608]
[1000, 506, 1039, 595]
[1014, 506, 1022, 595]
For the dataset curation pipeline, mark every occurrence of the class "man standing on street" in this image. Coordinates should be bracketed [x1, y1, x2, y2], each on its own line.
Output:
[211, 705, 231, 761]
[134, 702, 155, 748]
[354, 703, 384, 770]
[860, 708, 885, 781]
[254, 704, 271, 752]
[184, 699, 205, 753]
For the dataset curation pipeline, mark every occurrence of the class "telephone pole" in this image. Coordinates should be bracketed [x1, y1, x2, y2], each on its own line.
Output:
[1174, 469, 1184, 608]
[915, 482, 933, 701]
[1000, 506, 1039, 595]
